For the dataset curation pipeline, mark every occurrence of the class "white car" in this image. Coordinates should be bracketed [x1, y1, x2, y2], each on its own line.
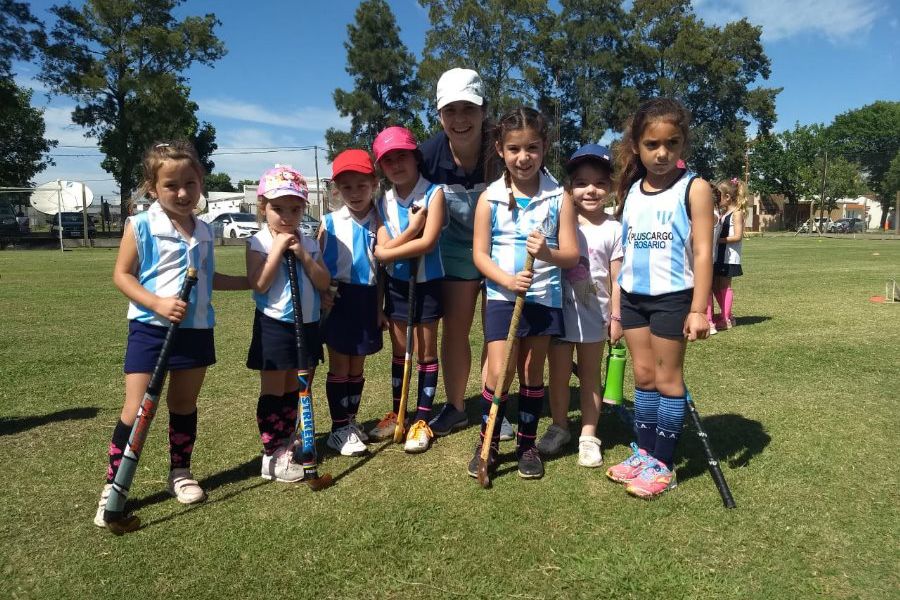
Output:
[210, 212, 260, 238]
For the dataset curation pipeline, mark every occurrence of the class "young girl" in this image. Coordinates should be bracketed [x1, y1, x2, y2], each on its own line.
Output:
[605, 98, 714, 499]
[371, 127, 446, 453]
[95, 140, 247, 527]
[319, 149, 383, 456]
[469, 107, 578, 480]
[712, 178, 746, 330]
[246, 166, 332, 480]
[541, 145, 623, 468]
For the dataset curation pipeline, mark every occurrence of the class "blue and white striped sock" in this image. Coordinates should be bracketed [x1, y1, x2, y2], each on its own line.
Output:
[653, 394, 686, 467]
[634, 387, 660, 454]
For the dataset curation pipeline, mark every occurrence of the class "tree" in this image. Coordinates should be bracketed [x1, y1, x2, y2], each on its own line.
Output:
[419, 0, 550, 119]
[325, 0, 423, 159]
[39, 0, 225, 217]
[883, 151, 900, 205]
[622, 0, 779, 179]
[205, 173, 235, 193]
[0, 80, 56, 195]
[236, 179, 257, 191]
[0, 1, 55, 193]
[828, 101, 900, 226]
[0, 0, 45, 78]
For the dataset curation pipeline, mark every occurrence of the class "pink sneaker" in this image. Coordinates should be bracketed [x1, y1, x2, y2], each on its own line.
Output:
[625, 459, 677, 499]
[606, 443, 650, 484]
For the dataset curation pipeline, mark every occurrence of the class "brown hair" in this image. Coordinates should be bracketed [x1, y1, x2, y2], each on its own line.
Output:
[492, 106, 549, 210]
[614, 98, 691, 217]
[715, 178, 748, 211]
[138, 140, 206, 203]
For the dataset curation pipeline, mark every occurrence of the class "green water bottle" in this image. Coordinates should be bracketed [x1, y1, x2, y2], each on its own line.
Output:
[602, 342, 627, 405]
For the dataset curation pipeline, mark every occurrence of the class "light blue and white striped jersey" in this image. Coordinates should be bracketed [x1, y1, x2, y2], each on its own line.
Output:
[127, 201, 216, 328]
[248, 226, 321, 324]
[320, 205, 378, 286]
[378, 175, 444, 283]
[619, 170, 696, 296]
[484, 170, 564, 308]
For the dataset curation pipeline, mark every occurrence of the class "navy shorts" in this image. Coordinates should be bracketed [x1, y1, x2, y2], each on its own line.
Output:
[123, 321, 216, 374]
[620, 289, 692, 340]
[321, 282, 383, 356]
[246, 310, 323, 371]
[483, 299, 564, 343]
[384, 276, 443, 324]
[714, 262, 743, 277]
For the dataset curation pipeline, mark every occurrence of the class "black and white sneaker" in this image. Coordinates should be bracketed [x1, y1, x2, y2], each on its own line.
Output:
[517, 446, 544, 479]
[467, 442, 499, 478]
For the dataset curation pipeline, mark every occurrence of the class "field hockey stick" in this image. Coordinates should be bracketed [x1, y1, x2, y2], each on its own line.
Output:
[392, 258, 419, 443]
[478, 253, 536, 488]
[685, 391, 736, 508]
[104, 268, 198, 535]
[285, 250, 333, 491]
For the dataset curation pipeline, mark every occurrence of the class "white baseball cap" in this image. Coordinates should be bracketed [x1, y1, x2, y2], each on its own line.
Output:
[436, 68, 485, 110]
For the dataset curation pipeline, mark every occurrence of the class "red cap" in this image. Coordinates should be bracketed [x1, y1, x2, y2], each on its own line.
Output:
[332, 149, 375, 179]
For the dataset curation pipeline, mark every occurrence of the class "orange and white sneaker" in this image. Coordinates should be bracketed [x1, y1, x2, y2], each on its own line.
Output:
[368, 411, 398, 441]
[625, 459, 677, 499]
[404, 420, 434, 454]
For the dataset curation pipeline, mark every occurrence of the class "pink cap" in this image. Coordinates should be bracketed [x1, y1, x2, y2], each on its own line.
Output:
[372, 126, 418, 163]
[332, 149, 375, 179]
[258, 165, 308, 201]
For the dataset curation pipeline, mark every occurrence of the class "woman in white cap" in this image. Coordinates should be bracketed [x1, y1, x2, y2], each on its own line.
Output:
[418, 68, 513, 440]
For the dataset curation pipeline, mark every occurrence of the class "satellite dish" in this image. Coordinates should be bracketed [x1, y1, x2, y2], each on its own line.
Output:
[30, 181, 94, 215]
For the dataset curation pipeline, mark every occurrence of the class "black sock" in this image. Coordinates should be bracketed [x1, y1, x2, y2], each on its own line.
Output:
[516, 384, 544, 453]
[413, 360, 439, 423]
[168, 410, 198, 470]
[107, 419, 132, 483]
[391, 356, 404, 414]
[479, 387, 507, 446]
[347, 374, 364, 421]
[326, 373, 349, 431]
[256, 394, 284, 456]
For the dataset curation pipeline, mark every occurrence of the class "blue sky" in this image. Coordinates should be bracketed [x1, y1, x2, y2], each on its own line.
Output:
[13, 0, 900, 201]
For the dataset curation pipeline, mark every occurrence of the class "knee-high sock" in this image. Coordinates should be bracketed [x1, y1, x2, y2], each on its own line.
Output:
[516, 384, 544, 452]
[653, 394, 686, 468]
[256, 394, 284, 456]
[280, 388, 299, 445]
[325, 373, 349, 431]
[634, 387, 660, 453]
[479, 387, 507, 446]
[391, 356, 404, 415]
[413, 360, 439, 423]
[347, 374, 364, 421]
[722, 287, 735, 322]
[106, 419, 132, 483]
[713, 288, 727, 319]
[168, 410, 198, 470]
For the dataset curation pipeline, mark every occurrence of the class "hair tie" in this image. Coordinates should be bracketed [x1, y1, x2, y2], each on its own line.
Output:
[730, 177, 739, 185]
[155, 143, 170, 149]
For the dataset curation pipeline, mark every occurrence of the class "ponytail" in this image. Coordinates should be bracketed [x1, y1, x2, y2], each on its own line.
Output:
[716, 177, 747, 211]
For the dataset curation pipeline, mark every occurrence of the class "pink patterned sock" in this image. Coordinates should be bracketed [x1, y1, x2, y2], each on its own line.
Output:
[723, 287, 735, 322]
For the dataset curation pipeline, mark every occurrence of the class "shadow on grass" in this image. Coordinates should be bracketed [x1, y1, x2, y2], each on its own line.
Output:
[676, 413, 770, 484]
[734, 315, 772, 326]
[328, 439, 392, 485]
[0, 407, 100, 436]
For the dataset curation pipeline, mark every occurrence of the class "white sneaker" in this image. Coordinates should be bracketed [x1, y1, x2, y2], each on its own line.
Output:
[94, 483, 112, 527]
[327, 425, 367, 456]
[536, 424, 571, 455]
[708, 322, 718, 335]
[167, 468, 207, 504]
[349, 417, 369, 442]
[577, 435, 603, 467]
[403, 420, 434, 454]
[261, 445, 306, 482]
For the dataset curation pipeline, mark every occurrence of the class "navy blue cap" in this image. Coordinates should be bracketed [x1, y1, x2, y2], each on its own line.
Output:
[566, 144, 612, 173]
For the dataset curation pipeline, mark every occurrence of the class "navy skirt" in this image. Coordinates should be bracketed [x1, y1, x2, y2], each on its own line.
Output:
[483, 299, 564, 343]
[123, 321, 216, 374]
[246, 310, 323, 371]
[384, 275, 443, 324]
[321, 282, 383, 356]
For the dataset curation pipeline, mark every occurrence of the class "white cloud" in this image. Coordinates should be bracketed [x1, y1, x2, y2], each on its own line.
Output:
[693, 0, 883, 42]
[209, 128, 331, 184]
[199, 98, 350, 131]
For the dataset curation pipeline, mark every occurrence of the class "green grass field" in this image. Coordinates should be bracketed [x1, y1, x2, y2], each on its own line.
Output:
[1, 237, 898, 599]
